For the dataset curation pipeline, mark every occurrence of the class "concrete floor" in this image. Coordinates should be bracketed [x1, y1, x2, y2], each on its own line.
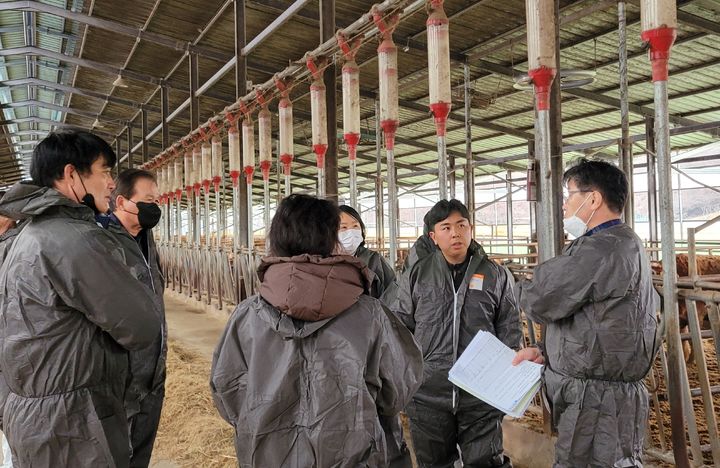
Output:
[161, 291, 229, 360]
[149, 291, 229, 468]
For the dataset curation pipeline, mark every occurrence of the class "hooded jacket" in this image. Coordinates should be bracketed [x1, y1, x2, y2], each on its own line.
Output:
[0, 220, 27, 266]
[0, 185, 162, 468]
[401, 234, 436, 274]
[98, 214, 166, 414]
[210, 254, 423, 467]
[393, 241, 522, 411]
[0, 182, 39, 265]
[518, 223, 658, 467]
[98, 214, 166, 468]
[355, 244, 396, 299]
[0, 182, 38, 432]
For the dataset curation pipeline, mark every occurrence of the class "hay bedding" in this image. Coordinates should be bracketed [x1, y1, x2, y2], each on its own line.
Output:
[153, 342, 236, 467]
[513, 339, 718, 467]
[645, 339, 720, 466]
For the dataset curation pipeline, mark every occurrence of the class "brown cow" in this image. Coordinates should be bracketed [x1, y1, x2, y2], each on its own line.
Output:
[651, 253, 719, 362]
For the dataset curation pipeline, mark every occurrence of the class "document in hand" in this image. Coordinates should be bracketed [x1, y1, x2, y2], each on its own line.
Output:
[448, 330, 543, 418]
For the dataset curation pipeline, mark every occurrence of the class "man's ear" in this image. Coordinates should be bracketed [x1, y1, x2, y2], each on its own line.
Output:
[61, 164, 75, 183]
[115, 195, 125, 212]
[429, 231, 438, 245]
[590, 190, 604, 210]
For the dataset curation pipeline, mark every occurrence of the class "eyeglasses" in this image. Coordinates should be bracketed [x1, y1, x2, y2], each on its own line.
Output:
[562, 189, 591, 202]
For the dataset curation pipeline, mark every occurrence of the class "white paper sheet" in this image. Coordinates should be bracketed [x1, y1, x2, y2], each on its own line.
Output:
[448, 330, 542, 418]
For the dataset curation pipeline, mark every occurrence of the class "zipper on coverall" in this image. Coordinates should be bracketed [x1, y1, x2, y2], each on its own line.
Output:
[451, 255, 472, 411]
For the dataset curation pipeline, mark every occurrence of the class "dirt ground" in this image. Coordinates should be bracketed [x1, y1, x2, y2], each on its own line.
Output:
[645, 339, 720, 466]
[150, 292, 234, 468]
[513, 339, 719, 467]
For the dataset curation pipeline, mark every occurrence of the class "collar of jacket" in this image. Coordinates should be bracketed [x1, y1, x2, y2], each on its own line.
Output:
[583, 218, 623, 237]
[95, 212, 119, 229]
[428, 239, 488, 290]
[0, 185, 95, 223]
[355, 243, 368, 257]
[258, 254, 374, 322]
[0, 219, 26, 242]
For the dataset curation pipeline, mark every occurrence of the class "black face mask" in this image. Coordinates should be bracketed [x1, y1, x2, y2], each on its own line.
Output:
[128, 200, 162, 230]
[70, 173, 100, 214]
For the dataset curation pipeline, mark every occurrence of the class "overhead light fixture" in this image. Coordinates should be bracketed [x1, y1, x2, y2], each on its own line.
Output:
[112, 75, 129, 88]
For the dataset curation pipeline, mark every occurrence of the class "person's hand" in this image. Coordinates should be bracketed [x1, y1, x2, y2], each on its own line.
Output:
[512, 347, 545, 365]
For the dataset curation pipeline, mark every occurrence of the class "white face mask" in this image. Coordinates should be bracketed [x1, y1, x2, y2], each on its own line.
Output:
[338, 228, 363, 255]
[563, 194, 596, 238]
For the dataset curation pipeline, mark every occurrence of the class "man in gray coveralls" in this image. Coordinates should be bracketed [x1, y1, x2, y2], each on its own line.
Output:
[514, 158, 658, 467]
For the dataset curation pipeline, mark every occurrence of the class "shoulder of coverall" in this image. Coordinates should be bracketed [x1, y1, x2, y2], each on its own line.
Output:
[0, 219, 27, 243]
[2, 186, 95, 224]
[354, 243, 371, 260]
[16, 206, 129, 269]
[563, 222, 637, 256]
[0, 181, 43, 221]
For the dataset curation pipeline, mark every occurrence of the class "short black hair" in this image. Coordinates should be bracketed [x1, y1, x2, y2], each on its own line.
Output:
[269, 194, 339, 257]
[426, 199, 471, 231]
[112, 168, 157, 201]
[563, 158, 628, 214]
[30, 131, 116, 188]
[338, 205, 366, 239]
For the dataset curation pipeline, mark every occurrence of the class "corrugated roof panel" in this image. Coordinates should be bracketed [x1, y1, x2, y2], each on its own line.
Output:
[1, 32, 27, 48]
[36, 34, 62, 51]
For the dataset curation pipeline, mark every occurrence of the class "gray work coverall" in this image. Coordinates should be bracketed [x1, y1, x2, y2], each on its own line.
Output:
[0, 186, 162, 468]
[211, 254, 423, 467]
[393, 242, 522, 467]
[99, 214, 166, 468]
[518, 223, 659, 467]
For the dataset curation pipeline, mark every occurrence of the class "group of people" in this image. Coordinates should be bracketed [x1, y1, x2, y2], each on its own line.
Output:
[0, 131, 166, 467]
[0, 129, 659, 468]
[210, 158, 659, 468]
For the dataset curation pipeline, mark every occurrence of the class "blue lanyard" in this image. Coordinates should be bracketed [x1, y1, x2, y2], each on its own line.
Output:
[584, 219, 622, 237]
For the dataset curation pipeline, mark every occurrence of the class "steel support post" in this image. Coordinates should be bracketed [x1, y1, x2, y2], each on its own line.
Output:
[546, 0, 565, 258]
[438, 136, 448, 200]
[115, 138, 121, 177]
[321, 0, 338, 202]
[449, 151, 456, 200]
[619, 0, 634, 227]
[189, 52, 199, 130]
[387, 147, 398, 268]
[141, 108, 148, 165]
[246, 183, 253, 248]
[204, 189, 211, 305]
[507, 170, 514, 254]
[646, 117, 659, 258]
[126, 124, 133, 169]
[235, 0, 249, 249]
[194, 188, 202, 301]
[655, 79, 691, 468]
[349, 158, 357, 208]
[375, 99, 385, 251]
[232, 184, 240, 251]
[535, 109, 557, 263]
[464, 61, 475, 225]
[263, 179, 270, 234]
[160, 81, 169, 149]
[215, 189, 224, 309]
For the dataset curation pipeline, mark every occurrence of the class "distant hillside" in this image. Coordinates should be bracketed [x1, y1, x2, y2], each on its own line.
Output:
[634, 187, 720, 222]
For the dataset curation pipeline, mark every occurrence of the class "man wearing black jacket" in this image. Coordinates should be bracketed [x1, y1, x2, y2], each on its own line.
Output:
[97, 168, 166, 468]
[393, 199, 521, 468]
